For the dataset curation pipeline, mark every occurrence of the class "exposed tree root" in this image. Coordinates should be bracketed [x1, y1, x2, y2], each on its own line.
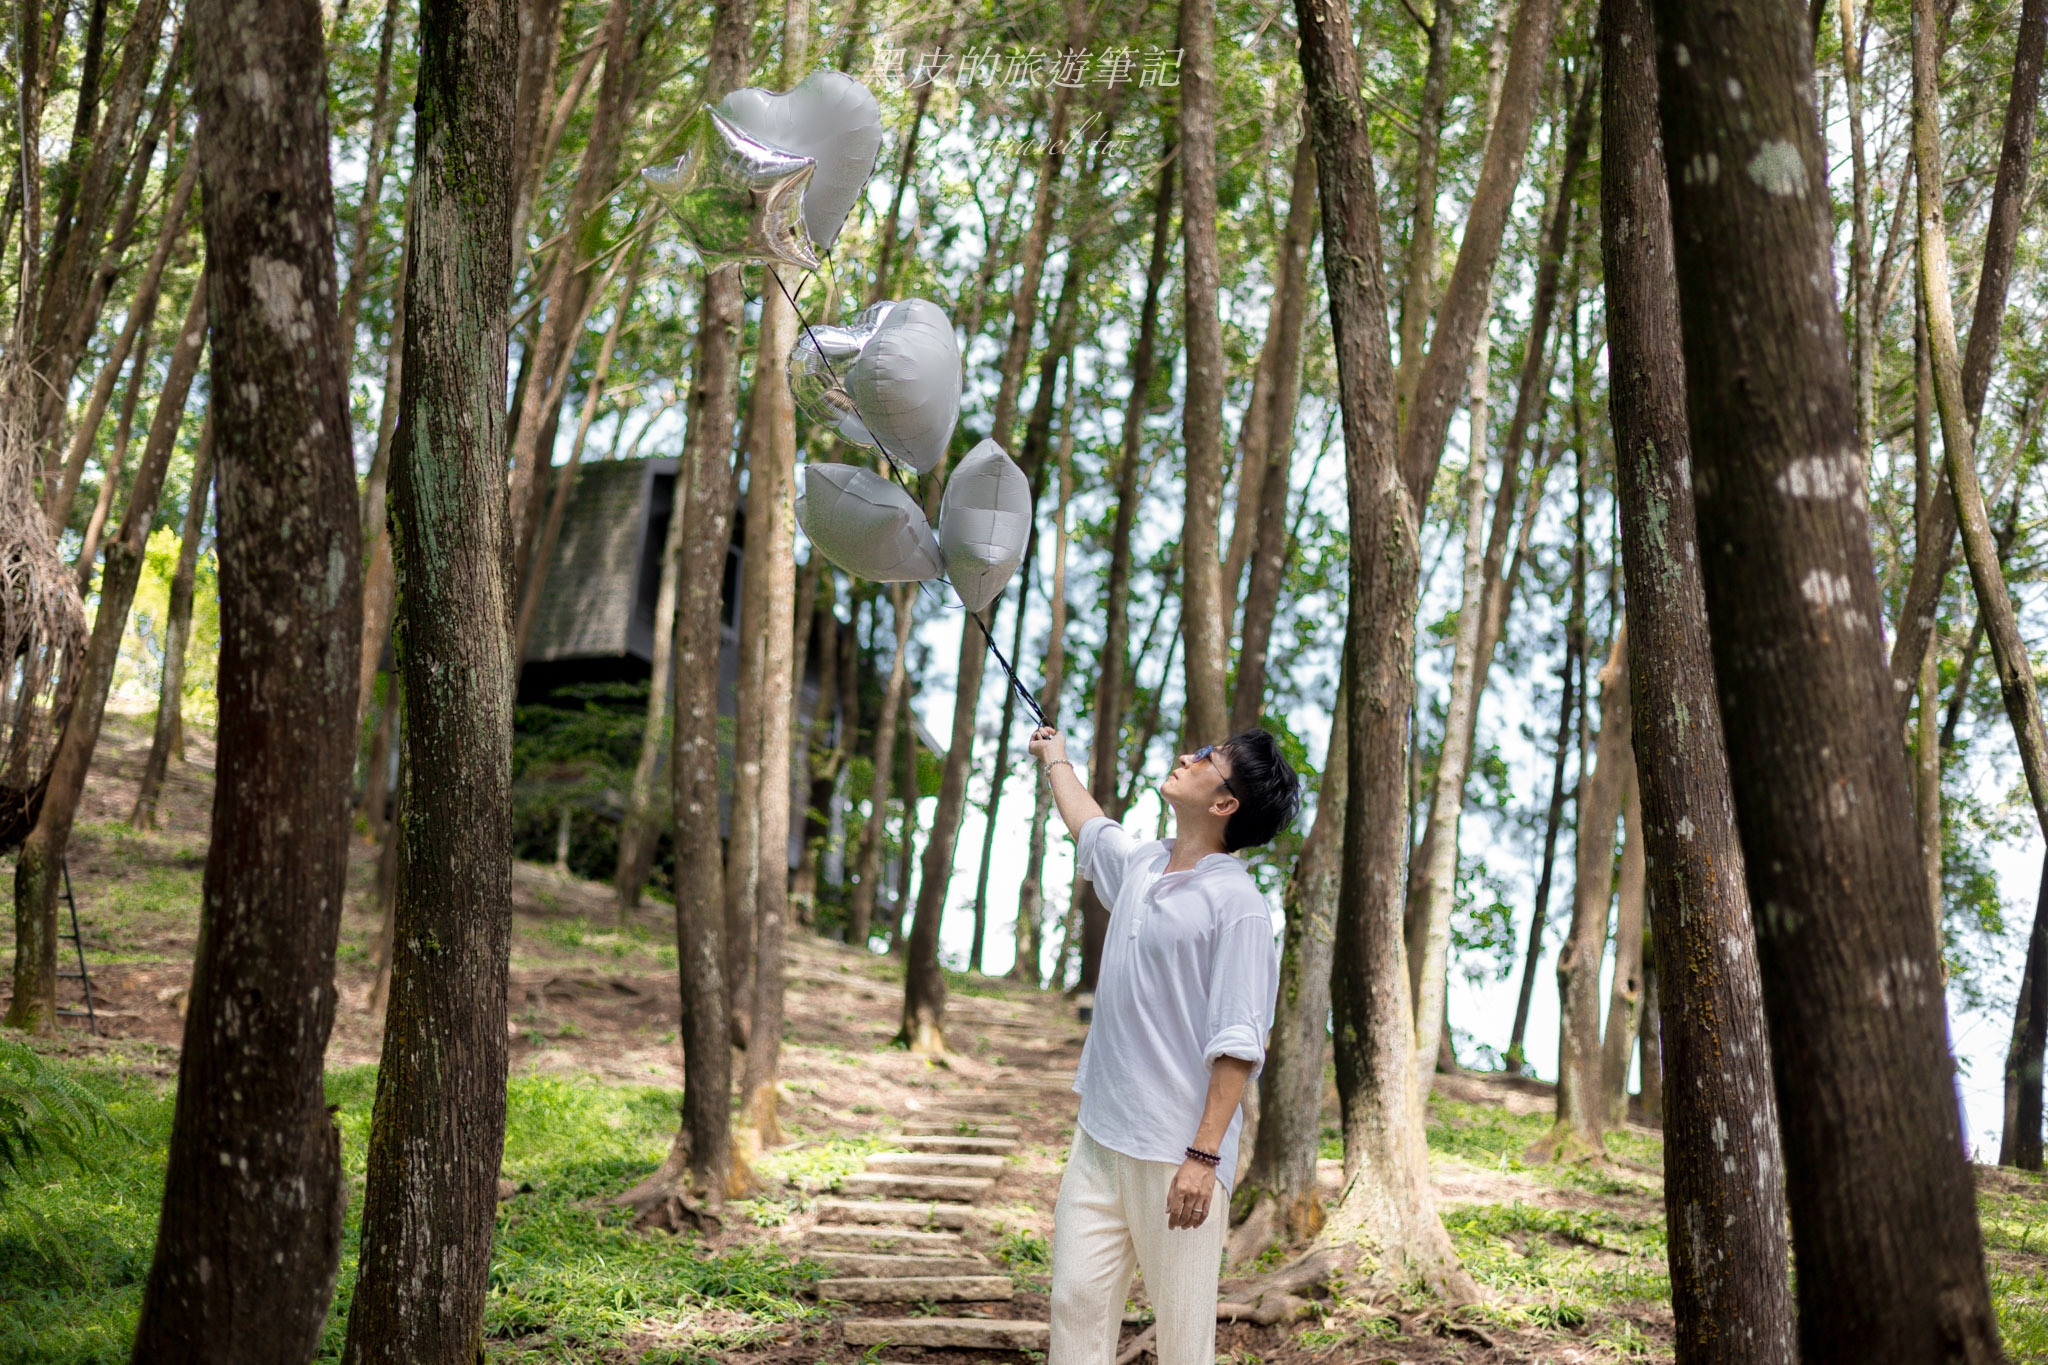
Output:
[1522, 1119, 1607, 1166]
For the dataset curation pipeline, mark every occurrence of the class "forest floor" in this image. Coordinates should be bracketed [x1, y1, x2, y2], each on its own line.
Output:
[3, 711, 2046, 1363]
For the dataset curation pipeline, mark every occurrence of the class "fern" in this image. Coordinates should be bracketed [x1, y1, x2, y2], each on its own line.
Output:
[0, 1040, 124, 1192]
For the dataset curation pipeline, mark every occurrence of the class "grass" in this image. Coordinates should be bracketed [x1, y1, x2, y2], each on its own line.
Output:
[0, 1058, 815, 1364]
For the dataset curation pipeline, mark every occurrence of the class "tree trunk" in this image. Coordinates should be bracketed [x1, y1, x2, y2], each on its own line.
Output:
[1600, 765, 1645, 1125]
[505, 0, 637, 591]
[1230, 676, 1346, 1263]
[1884, 0, 2046, 724]
[1532, 627, 1628, 1162]
[1295, 0, 1474, 1300]
[1404, 382, 1489, 1100]
[45, 150, 194, 533]
[124, 2, 360, 1356]
[1391, 0, 1458, 426]
[334, 0, 406, 358]
[1839, 0, 1873, 460]
[1230, 134, 1316, 735]
[737, 0, 809, 1132]
[339, 0, 519, 1357]
[900, 631, 984, 1053]
[615, 455, 685, 913]
[891, 705, 919, 954]
[1652, 0, 2001, 1354]
[1015, 388, 1078, 985]
[1910, 0, 2048, 1184]
[1395, 0, 1563, 507]
[355, 187, 413, 728]
[850, 586, 912, 949]
[1505, 613, 1578, 1075]
[1081, 119, 1174, 991]
[1913, 296, 1943, 927]
[1635, 945, 1661, 1126]
[9, 279, 203, 1034]
[1176, 0, 1229, 748]
[2003, 856, 2048, 1170]
[76, 304, 157, 588]
[130, 412, 215, 828]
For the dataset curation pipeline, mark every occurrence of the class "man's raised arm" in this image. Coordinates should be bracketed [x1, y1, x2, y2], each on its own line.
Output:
[1027, 726, 1106, 840]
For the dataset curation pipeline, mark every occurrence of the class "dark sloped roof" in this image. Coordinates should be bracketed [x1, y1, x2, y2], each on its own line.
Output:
[526, 459, 672, 664]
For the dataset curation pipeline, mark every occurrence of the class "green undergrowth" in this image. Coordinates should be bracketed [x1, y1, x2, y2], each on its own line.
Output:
[1, 1059, 815, 1364]
[1425, 1098, 1664, 1197]
[1444, 1200, 1670, 1318]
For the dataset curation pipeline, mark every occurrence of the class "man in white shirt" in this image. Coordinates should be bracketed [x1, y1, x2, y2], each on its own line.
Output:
[1026, 724, 1300, 1365]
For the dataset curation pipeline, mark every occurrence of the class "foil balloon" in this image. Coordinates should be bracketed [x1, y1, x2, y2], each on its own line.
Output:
[846, 299, 961, 474]
[718, 71, 884, 252]
[936, 440, 1030, 613]
[796, 463, 945, 583]
[789, 302, 895, 447]
[641, 106, 820, 271]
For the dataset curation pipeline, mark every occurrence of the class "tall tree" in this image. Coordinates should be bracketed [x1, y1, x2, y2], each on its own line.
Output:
[128, 2, 362, 1351]
[130, 414, 216, 828]
[1650, 0, 2002, 1355]
[1884, 0, 2045, 722]
[7, 280, 204, 1032]
[849, 586, 913, 949]
[341, 0, 520, 1356]
[1080, 116, 1174, 993]
[1294, 0, 1474, 1297]
[1600, 768, 1645, 1123]
[1532, 629, 1629, 1160]
[900, 4, 1087, 1050]
[1176, 0, 1228, 747]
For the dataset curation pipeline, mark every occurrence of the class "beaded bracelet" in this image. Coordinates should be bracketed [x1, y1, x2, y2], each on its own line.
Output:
[1043, 758, 1076, 779]
[1184, 1146, 1221, 1168]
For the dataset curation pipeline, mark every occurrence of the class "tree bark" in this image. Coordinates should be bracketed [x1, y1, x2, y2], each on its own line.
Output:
[1600, 765, 1644, 1125]
[850, 586, 913, 949]
[1395, 0, 1563, 508]
[126, 5, 361, 1349]
[1884, 0, 2046, 724]
[1081, 119, 1174, 991]
[8, 279, 203, 1034]
[334, 0, 406, 359]
[1651, 0, 2001, 1354]
[1296, 0, 1474, 1300]
[356, 185, 413, 729]
[1838, 0, 1873, 460]
[130, 413, 215, 829]
[1231, 677, 1345, 1262]
[1015, 388, 1079, 984]
[1532, 628, 1628, 1161]
[2003, 856, 2048, 1170]
[339, 0, 519, 1358]
[1230, 134, 1315, 735]
[1177, 0, 1229, 748]
[1913, 295, 1943, 927]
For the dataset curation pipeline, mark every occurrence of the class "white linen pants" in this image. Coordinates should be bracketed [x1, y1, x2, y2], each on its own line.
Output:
[1049, 1126, 1224, 1365]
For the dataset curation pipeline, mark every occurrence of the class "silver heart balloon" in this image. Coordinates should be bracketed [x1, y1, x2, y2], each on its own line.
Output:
[789, 302, 895, 447]
[718, 72, 884, 252]
[796, 463, 945, 583]
[847, 299, 961, 474]
[642, 106, 820, 271]
[937, 439, 1031, 613]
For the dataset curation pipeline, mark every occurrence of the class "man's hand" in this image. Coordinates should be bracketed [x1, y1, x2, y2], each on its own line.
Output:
[1027, 726, 1068, 766]
[1166, 1157, 1216, 1230]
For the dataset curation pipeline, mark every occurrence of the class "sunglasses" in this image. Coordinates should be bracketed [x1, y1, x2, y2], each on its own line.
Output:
[1192, 745, 1236, 800]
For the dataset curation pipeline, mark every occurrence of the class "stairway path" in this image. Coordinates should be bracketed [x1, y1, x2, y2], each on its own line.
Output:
[799, 1072, 1079, 1358]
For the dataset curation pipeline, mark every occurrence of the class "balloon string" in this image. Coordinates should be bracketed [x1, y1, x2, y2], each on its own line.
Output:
[968, 607, 1047, 731]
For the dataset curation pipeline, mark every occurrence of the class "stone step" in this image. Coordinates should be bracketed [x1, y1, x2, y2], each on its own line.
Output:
[866, 1151, 1008, 1179]
[923, 1094, 1018, 1114]
[903, 1119, 1022, 1139]
[809, 1252, 990, 1278]
[818, 1275, 1014, 1303]
[839, 1172, 996, 1203]
[802, 1225, 966, 1254]
[842, 1318, 1050, 1351]
[883, 1134, 1018, 1155]
[813, 1198, 970, 1229]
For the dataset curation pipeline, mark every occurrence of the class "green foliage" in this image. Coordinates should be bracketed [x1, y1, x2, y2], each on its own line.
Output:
[0, 1043, 126, 1196]
[113, 528, 220, 726]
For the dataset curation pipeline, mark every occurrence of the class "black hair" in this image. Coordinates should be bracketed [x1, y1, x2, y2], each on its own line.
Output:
[1217, 729, 1301, 853]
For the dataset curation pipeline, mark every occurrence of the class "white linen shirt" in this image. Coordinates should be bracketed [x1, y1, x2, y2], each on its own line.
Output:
[1070, 815, 1279, 1190]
